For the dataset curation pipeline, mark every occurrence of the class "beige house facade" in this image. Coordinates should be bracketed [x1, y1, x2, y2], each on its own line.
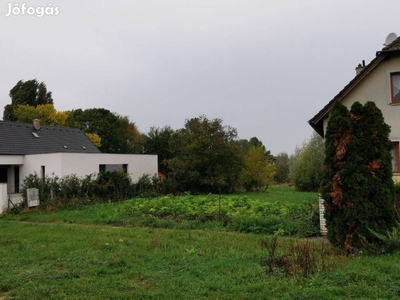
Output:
[309, 35, 400, 182]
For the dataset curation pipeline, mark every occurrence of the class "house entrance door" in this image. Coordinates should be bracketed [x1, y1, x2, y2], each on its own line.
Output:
[0, 168, 7, 183]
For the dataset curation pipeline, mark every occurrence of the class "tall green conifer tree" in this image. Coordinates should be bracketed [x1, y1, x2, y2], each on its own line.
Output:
[321, 101, 397, 252]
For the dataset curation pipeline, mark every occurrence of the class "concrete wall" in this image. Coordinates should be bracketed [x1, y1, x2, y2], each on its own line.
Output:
[0, 183, 7, 214]
[0, 155, 24, 165]
[22, 153, 158, 182]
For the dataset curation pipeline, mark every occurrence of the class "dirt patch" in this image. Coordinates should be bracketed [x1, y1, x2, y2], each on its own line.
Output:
[0, 292, 11, 300]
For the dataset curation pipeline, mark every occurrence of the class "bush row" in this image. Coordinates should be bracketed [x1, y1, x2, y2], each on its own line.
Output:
[21, 171, 159, 208]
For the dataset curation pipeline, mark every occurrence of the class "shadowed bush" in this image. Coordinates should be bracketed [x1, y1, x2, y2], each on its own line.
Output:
[20, 171, 155, 208]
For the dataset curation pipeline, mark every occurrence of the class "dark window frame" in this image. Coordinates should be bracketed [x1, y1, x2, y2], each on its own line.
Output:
[391, 72, 400, 103]
[14, 166, 20, 193]
[41, 165, 45, 183]
[392, 142, 400, 173]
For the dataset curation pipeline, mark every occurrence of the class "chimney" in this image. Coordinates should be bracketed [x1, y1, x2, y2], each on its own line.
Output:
[355, 60, 366, 75]
[33, 119, 40, 130]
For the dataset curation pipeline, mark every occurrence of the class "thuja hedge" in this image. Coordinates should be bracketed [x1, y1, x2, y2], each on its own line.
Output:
[320, 101, 398, 252]
[21, 171, 158, 208]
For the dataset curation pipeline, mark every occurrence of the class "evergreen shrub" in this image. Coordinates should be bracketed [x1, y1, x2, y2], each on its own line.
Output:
[320, 101, 397, 252]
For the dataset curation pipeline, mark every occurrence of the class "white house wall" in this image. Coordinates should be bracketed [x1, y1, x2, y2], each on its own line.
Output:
[0, 155, 24, 165]
[21, 153, 157, 183]
[22, 153, 63, 180]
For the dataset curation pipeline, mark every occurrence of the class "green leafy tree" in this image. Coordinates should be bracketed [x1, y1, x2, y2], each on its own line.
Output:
[4, 79, 53, 121]
[167, 116, 243, 193]
[117, 116, 143, 154]
[67, 108, 141, 154]
[143, 126, 175, 174]
[242, 146, 276, 191]
[320, 101, 397, 252]
[239, 137, 272, 158]
[290, 132, 325, 191]
[274, 152, 290, 183]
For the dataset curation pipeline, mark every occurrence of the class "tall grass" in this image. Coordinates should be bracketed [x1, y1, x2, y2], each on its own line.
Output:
[1, 221, 400, 299]
[4, 186, 320, 237]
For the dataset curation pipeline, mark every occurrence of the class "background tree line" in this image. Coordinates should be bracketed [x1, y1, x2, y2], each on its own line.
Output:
[3, 79, 323, 193]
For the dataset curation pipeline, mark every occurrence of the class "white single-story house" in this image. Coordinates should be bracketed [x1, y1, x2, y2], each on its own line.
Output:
[0, 119, 157, 213]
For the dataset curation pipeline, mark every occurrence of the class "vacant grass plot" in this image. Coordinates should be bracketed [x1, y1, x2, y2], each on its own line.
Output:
[3, 186, 320, 237]
[1, 221, 400, 299]
[1, 186, 399, 298]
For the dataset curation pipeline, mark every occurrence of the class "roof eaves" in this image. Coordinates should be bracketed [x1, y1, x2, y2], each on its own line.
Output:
[308, 53, 386, 136]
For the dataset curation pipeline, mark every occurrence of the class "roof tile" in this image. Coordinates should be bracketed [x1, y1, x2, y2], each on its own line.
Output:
[0, 121, 100, 155]
[382, 36, 400, 52]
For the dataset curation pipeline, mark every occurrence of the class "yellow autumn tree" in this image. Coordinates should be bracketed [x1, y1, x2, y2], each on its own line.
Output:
[242, 146, 276, 191]
[85, 132, 102, 148]
[14, 104, 70, 126]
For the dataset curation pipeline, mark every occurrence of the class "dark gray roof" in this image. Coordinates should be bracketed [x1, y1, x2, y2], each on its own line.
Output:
[309, 36, 400, 136]
[0, 121, 101, 155]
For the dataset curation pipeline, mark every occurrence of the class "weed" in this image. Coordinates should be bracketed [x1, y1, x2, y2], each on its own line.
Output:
[10, 202, 23, 215]
[362, 223, 400, 254]
[2, 211, 400, 298]
[261, 237, 337, 279]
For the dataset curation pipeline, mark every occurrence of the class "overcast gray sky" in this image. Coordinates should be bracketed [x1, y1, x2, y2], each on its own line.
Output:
[1, 0, 398, 155]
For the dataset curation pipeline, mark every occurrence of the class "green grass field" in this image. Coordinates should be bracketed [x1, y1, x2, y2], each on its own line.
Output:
[1, 186, 400, 299]
[244, 185, 318, 204]
[2, 185, 320, 236]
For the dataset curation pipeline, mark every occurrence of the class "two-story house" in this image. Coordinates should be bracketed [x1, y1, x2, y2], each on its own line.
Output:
[309, 34, 400, 181]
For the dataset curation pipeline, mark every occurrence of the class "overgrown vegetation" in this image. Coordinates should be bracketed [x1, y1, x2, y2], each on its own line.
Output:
[358, 221, 400, 255]
[289, 132, 325, 192]
[8, 186, 320, 237]
[321, 101, 398, 252]
[2, 186, 400, 298]
[1, 221, 400, 299]
[122, 193, 319, 236]
[20, 171, 158, 209]
[261, 236, 338, 279]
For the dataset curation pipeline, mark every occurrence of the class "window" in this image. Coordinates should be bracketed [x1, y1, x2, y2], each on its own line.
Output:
[14, 166, 19, 193]
[41, 166, 45, 182]
[0, 167, 7, 183]
[391, 143, 400, 172]
[99, 164, 127, 173]
[391, 73, 400, 103]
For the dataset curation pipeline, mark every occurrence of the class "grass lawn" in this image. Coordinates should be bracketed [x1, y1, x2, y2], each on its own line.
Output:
[244, 185, 318, 204]
[2, 185, 320, 236]
[1, 186, 400, 299]
[1, 221, 400, 299]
